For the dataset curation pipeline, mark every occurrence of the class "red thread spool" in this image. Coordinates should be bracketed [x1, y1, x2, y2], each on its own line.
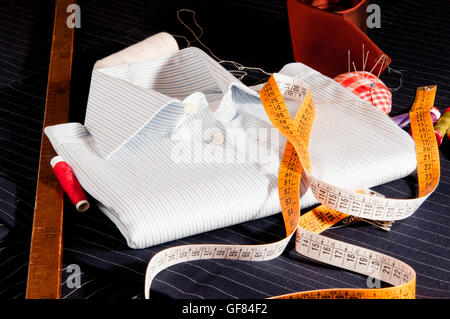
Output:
[51, 156, 90, 212]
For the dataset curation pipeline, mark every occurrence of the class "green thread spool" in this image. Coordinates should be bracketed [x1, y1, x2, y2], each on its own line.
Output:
[434, 107, 450, 146]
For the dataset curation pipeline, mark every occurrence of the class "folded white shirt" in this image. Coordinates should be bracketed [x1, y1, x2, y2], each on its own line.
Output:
[45, 47, 417, 249]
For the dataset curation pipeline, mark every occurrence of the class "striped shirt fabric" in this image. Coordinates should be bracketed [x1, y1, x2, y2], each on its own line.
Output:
[44, 47, 417, 249]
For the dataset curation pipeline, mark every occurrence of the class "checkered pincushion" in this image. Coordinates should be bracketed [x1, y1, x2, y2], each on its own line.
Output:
[334, 71, 392, 115]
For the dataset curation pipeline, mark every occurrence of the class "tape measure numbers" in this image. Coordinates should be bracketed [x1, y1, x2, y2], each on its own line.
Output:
[144, 76, 439, 299]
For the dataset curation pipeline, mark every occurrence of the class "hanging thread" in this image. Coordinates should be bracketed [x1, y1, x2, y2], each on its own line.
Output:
[174, 9, 271, 82]
[386, 65, 406, 92]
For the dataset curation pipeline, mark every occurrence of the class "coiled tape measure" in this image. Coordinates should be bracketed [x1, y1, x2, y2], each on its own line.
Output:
[144, 74, 440, 299]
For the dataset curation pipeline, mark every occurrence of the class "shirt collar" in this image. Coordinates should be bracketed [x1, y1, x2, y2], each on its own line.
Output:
[84, 47, 240, 159]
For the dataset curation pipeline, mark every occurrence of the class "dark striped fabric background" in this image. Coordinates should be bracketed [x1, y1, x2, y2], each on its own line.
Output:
[0, 0, 448, 299]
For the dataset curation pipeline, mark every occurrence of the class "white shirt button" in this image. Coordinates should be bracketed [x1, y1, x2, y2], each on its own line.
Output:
[211, 132, 224, 145]
[184, 103, 199, 114]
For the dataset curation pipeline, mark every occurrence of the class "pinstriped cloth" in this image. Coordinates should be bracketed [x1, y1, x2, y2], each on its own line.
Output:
[334, 71, 392, 114]
[44, 47, 417, 249]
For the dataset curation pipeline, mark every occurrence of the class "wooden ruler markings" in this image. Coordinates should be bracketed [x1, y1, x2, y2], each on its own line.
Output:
[26, 0, 75, 299]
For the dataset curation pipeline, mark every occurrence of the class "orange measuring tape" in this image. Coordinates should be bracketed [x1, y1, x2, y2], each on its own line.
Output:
[144, 75, 440, 299]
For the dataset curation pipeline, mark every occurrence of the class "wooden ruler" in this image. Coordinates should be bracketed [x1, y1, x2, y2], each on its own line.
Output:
[26, 0, 75, 299]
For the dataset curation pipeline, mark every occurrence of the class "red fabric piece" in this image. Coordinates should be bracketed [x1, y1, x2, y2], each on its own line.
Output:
[287, 0, 391, 78]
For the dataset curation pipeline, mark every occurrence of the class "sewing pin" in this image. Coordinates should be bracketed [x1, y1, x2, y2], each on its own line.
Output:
[369, 54, 384, 75]
[377, 55, 387, 78]
[348, 50, 351, 73]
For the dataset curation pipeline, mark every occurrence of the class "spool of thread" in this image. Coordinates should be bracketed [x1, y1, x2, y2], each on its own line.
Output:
[51, 156, 90, 212]
[334, 71, 392, 114]
[93, 32, 179, 70]
[392, 108, 441, 128]
[434, 107, 450, 146]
